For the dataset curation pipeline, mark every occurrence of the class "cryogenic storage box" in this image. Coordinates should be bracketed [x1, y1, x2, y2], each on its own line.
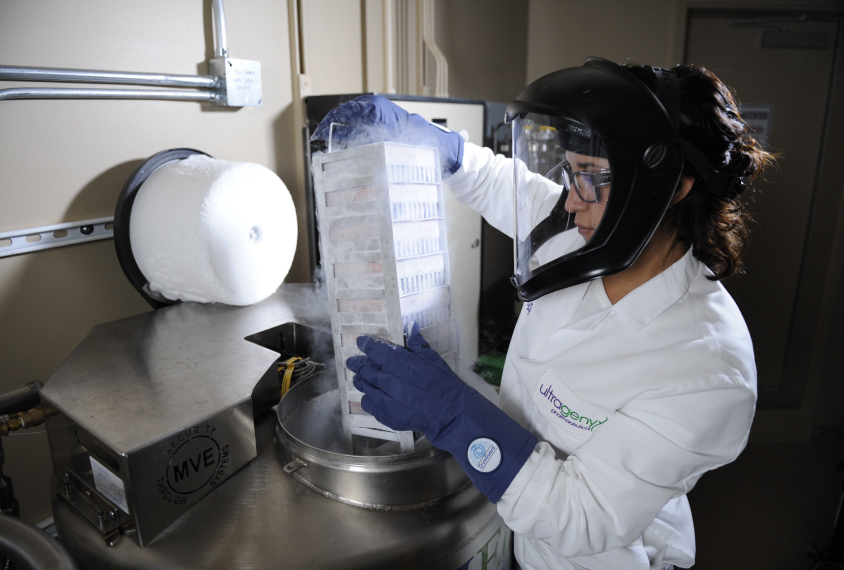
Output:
[312, 142, 459, 452]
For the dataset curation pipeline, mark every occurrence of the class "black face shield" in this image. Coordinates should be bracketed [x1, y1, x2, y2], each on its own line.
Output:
[507, 58, 690, 301]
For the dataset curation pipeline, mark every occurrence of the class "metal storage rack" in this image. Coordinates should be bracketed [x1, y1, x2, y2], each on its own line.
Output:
[312, 142, 458, 453]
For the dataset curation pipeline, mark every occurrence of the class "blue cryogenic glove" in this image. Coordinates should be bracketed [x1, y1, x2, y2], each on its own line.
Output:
[346, 324, 538, 503]
[311, 94, 464, 177]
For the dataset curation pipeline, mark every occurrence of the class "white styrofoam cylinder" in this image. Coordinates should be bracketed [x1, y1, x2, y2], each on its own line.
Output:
[130, 155, 297, 306]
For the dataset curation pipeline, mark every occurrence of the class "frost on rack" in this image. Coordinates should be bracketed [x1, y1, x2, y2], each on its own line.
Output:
[312, 143, 459, 454]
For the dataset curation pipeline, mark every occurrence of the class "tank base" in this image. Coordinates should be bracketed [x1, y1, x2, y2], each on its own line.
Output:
[53, 408, 513, 570]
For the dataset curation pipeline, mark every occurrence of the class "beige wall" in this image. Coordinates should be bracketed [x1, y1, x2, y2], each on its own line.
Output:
[300, 0, 365, 95]
[524, 0, 844, 81]
[526, 0, 677, 81]
[307, 0, 529, 102]
[435, 0, 529, 103]
[0, 0, 298, 523]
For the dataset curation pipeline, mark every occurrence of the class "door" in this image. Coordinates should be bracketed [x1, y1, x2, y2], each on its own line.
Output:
[685, 9, 843, 435]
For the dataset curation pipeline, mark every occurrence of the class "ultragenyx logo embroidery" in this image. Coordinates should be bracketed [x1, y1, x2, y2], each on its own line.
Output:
[538, 383, 608, 432]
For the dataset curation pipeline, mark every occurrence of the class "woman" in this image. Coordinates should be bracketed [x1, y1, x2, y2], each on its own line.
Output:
[314, 58, 773, 570]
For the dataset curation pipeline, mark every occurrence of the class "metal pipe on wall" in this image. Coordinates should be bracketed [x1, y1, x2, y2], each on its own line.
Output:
[0, 0, 248, 106]
[0, 88, 216, 102]
[212, 0, 229, 58]
[0, 66, 219, 89]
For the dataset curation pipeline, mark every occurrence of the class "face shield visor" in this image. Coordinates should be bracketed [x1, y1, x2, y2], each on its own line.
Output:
[505, 58, 695, 302]
[512, 114, 612, 285]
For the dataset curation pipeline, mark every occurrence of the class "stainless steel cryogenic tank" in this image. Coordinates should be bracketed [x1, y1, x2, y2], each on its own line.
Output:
[46, 285, 512, 570]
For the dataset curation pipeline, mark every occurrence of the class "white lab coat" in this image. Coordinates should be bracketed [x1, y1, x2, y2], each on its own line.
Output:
[445, 143, 757, 570]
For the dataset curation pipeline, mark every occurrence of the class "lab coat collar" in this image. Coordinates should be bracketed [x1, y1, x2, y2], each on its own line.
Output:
[610, 247, 699, 331]
[559, 283, 614, 332]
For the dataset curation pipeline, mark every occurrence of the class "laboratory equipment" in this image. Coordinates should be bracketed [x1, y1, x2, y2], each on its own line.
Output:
[312, 142, 459, 453]
[43, 285, 511, 569]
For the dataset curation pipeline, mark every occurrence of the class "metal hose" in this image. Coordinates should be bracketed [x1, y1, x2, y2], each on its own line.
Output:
[0, 382, 41, 417]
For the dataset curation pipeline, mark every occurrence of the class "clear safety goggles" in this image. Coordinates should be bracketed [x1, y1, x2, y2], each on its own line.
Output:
[557, 159, 611, 203]
[512, 114, 612, 281]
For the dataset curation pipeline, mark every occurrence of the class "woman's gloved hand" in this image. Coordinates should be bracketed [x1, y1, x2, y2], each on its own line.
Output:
[311, 94, 464, 177]
[346, 323, 537, 503]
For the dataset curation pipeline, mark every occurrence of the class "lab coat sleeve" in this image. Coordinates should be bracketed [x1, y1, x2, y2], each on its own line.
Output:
[497, 375, 755, 558]
[444, 142, 562, 239]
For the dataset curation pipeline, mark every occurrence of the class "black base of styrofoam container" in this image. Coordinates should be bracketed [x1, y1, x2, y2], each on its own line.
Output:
[113, 148, 211, 309]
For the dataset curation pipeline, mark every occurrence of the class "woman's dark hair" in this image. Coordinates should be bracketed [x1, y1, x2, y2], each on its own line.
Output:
[627, 64, 775, 280]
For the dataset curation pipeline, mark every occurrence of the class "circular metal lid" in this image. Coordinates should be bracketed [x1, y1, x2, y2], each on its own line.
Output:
[0, 514, 77, 570]
[275, 370, 469, 509]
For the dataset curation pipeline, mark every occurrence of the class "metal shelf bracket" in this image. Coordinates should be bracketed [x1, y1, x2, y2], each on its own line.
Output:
[0, 217, 114, 259]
